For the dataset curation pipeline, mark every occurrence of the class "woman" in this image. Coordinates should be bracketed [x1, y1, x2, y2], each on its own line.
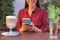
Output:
[16, 0, 47, 33]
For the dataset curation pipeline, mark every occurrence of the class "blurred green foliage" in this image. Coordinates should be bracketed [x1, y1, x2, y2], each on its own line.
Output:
[47, 4, 60, 20]
[47, 0, 60, 20]
[0, 0, 15, 24]
[52, 0, 60, 8]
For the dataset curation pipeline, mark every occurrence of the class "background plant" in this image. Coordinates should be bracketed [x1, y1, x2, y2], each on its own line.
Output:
[0, 0, 15, 24]
[47, 0, 60, 21]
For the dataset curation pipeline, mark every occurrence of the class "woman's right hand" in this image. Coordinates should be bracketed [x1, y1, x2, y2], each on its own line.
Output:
[19, 23, 33, 33]
[19, 23, 28, 33]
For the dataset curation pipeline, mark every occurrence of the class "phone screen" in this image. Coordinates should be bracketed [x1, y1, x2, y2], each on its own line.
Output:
[22, 18, 31, 24]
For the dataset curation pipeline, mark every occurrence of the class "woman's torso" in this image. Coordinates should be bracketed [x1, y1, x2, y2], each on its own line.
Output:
[20, 7, 46, 28]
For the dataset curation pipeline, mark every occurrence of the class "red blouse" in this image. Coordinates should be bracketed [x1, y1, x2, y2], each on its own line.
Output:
[16, 7, 47, 32]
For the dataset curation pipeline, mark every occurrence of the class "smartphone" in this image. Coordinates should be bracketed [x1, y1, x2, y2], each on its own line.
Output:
[22, 18, 31, 24]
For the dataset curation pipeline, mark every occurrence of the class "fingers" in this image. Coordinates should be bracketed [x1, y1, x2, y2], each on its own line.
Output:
[22, 23, 25, 25]
[30, 22, 35, 26]
[22, 23, 29, 28]
[19, 28, 27, 33]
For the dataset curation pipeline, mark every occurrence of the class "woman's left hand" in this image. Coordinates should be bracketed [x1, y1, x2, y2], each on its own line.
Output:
[29, 22, 42, 32]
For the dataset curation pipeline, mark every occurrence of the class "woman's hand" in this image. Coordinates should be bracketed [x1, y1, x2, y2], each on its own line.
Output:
[19, 23, 28, 33]
[19, 23, 33, 32]
[19, 22, 42, 33]
[30, 22, 42, 32]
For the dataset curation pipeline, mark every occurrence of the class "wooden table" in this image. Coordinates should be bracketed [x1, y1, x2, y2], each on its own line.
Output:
[0, 30, 60, 40]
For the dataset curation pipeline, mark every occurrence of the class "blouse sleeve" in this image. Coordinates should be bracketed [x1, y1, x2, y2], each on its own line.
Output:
[40, 9, 47, 32]
[16, 9, 23, 31]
